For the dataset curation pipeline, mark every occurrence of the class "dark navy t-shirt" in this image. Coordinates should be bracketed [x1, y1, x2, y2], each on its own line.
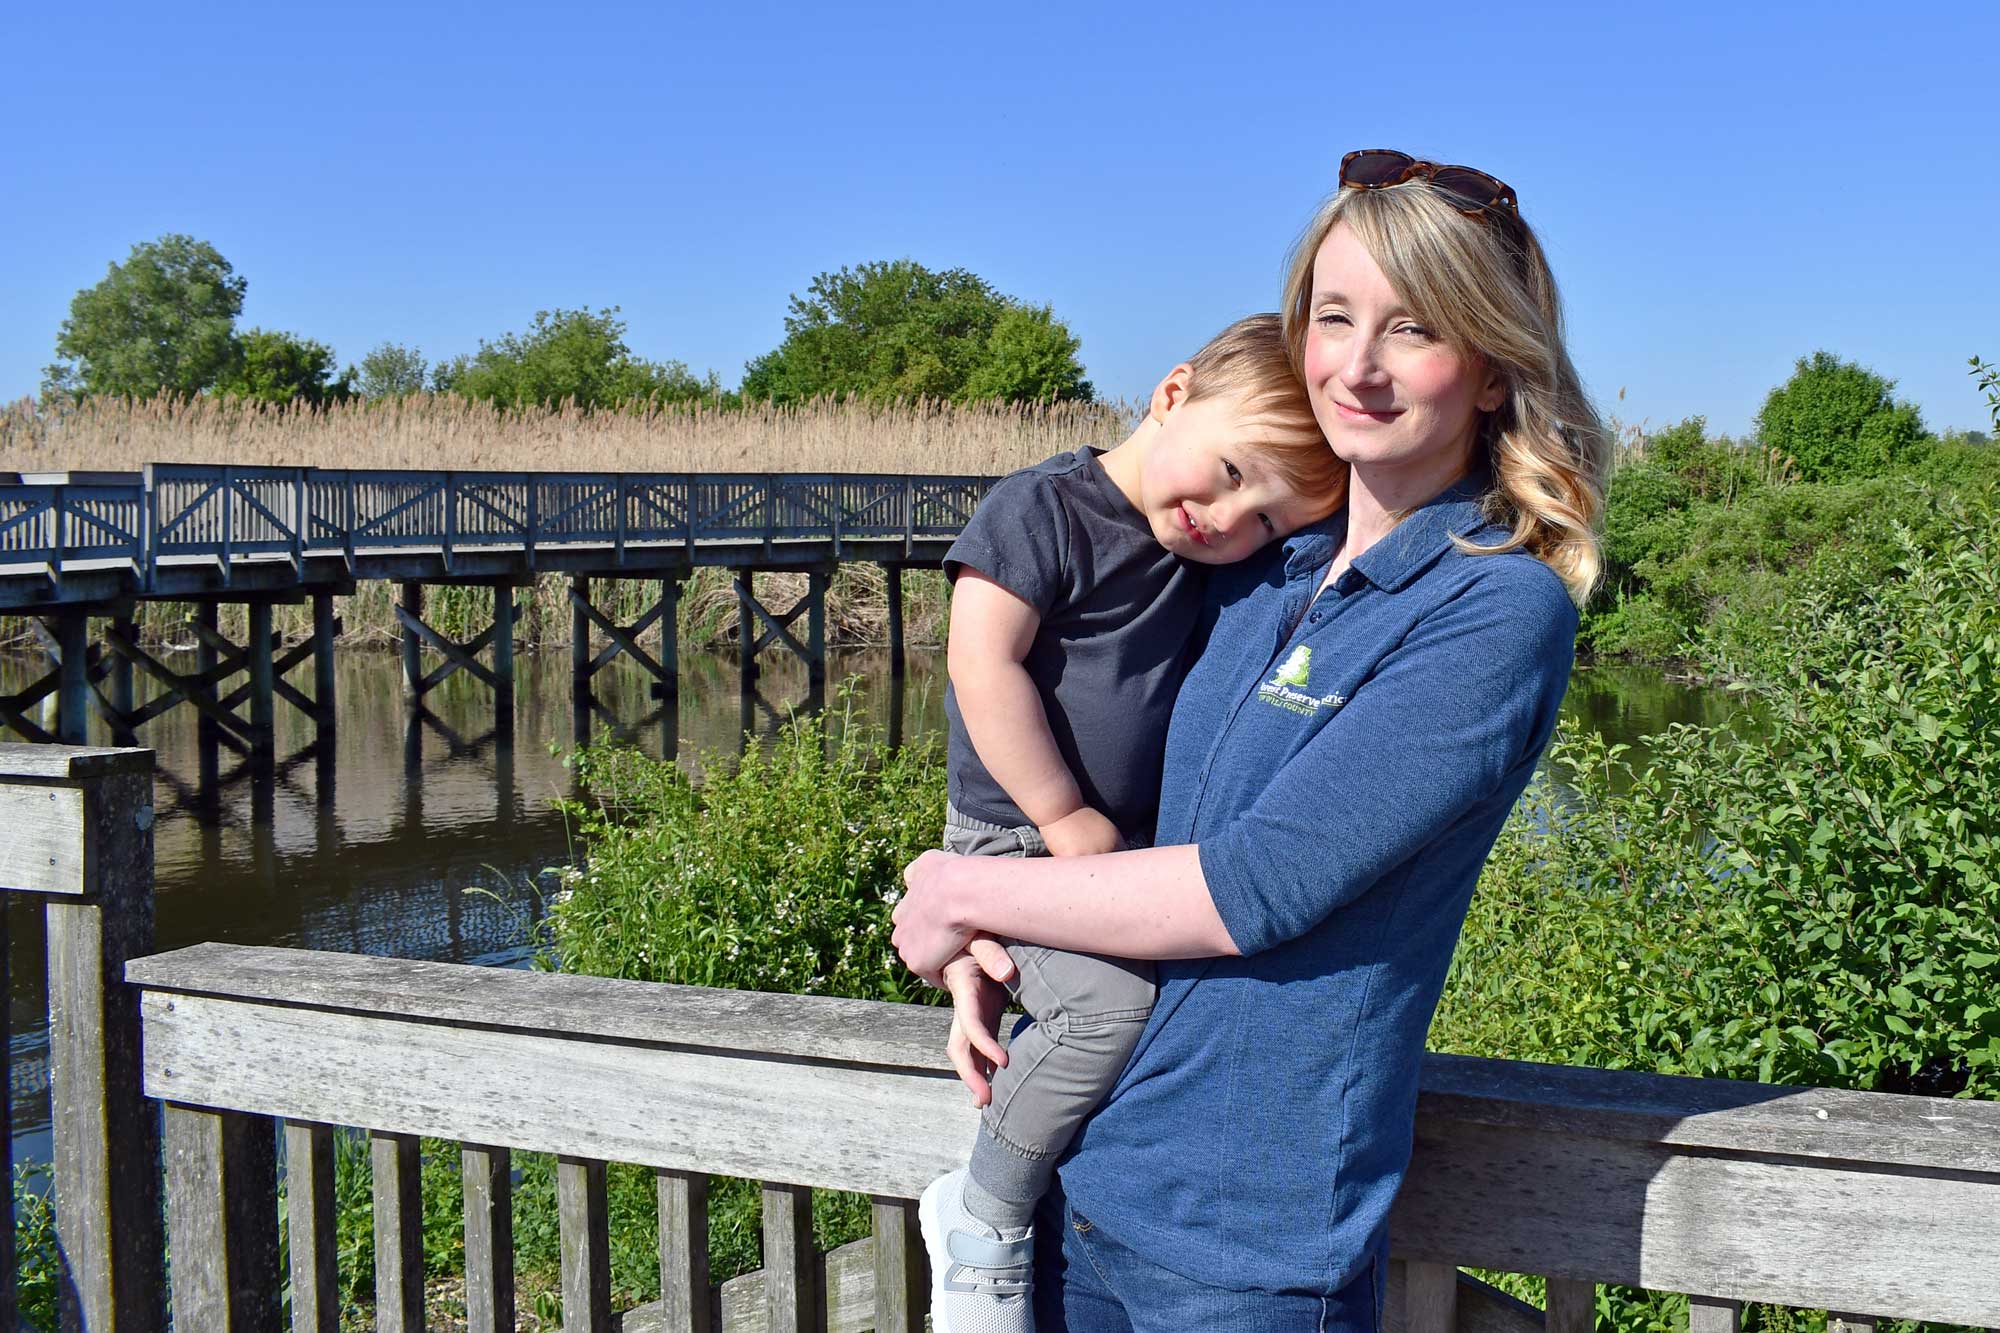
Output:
[942, 448, 1202, 845]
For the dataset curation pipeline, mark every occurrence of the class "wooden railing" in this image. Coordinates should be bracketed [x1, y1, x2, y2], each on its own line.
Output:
[127, 943, 2000, 1333]
[6, 743, 1998, 1332]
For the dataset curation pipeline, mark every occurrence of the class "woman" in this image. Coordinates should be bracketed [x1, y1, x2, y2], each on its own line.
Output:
[894, 150, 1608, 1330]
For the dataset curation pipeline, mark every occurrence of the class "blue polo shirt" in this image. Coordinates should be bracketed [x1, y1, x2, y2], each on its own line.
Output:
[1056, 472, 1578, 1295]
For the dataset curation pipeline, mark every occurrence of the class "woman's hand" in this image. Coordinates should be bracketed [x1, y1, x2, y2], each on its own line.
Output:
[893, 849, 978, 984]
[941, 939, 1014, 1106]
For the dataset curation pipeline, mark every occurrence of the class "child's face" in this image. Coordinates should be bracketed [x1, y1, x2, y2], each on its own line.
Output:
[1139, 386, 1334, 566]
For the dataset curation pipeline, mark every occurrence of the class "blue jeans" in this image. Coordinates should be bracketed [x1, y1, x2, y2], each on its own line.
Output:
[1031, 1182, 1383, 1332]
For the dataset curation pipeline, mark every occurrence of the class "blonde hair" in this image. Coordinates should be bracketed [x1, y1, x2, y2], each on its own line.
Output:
[1279, 182, 1608, 604]
[1183, 313, 1347, 508]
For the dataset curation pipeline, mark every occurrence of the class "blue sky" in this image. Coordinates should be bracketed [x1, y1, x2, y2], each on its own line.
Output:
[6, 1, 1996, 437]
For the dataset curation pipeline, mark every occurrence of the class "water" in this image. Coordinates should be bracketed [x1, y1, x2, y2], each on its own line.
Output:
[0, 645, 1742, 1170]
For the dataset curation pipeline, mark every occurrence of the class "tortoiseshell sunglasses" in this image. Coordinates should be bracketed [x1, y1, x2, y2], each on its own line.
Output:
[1339, 149, 1521, 224]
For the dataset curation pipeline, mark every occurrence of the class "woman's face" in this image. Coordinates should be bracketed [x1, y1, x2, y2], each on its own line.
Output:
[1300, 223, 1504, 489]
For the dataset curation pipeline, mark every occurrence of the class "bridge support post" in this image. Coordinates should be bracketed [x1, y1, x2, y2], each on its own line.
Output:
[247, 602, 275, 754]
[735, 572, 759, 693]
[492, 581, 516, 732]
[108, 612, 136, 741]
[398, 582, 424, 700]
[55, 611, 90, 745]
[312, 593, 338, 734]
[884, 565, 905, 680]
[656, 575, 680, 701]
[570, 576, 591, 703]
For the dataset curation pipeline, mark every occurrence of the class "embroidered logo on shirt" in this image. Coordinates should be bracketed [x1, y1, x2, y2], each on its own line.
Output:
[1258, 646, 1347, 717]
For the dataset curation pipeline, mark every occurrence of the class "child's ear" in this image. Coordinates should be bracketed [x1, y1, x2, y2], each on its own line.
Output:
[1148, 363, 1196, 424]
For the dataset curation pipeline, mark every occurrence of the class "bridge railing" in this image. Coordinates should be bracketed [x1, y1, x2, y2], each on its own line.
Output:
[124, 939, 2000, 1333]
[113, 466, 998, 583]
[0, 479, 146, 573]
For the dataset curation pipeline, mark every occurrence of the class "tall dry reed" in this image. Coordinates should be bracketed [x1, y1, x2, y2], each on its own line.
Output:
[1, 393, 1135, 474]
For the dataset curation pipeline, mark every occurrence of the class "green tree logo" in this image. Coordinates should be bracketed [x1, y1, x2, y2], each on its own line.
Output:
[1271, 646, 1311, 688]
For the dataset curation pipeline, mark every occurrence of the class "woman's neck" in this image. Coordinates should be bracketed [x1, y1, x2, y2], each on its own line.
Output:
[1332, 443, 1474, 574]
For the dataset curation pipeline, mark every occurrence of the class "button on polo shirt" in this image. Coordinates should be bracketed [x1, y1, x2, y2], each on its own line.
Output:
[1057, 472, 1578, 1296]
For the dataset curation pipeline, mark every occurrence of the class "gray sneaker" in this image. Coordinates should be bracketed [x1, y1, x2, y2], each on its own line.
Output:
[918, 1168, 1036, 1333]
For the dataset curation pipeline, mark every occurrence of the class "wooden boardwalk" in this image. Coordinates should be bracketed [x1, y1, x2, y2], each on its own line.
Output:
[0, 465, 994, 749]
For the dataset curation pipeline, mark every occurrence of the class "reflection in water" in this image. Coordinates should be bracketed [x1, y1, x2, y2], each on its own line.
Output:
[0, 643, 1737, 1170]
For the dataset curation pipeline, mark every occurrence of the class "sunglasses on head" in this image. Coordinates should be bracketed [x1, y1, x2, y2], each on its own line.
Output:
[1339, 149, 1520, 226]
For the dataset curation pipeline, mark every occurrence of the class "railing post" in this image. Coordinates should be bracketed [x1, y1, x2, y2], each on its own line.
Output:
[283, 1121, 340, 1333]
[290, 469, 305, 575]
[164, 1103, 279, 1332]
[221, 466, 235, 585]
[871, 1198, 926, 1333]
[26, 745, 168, 1331]
[1404, 1261, 1458, 1333]
[761, 1182, 819, 1333]
[657, 1170, 712, 1333]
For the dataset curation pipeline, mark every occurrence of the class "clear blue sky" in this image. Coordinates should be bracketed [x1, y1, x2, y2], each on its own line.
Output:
[6, 1, 1996, 436]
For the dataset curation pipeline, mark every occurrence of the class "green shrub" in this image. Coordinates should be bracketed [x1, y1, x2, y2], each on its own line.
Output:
[547, 696, 944, 1000]
[1755, 351, 1927, 483]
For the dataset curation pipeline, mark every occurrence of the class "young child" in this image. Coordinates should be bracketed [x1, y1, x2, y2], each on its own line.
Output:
[922, 314, 1347, 1332]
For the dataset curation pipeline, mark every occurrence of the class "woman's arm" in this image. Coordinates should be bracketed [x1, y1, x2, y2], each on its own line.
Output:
[892, 843, 1238, 985]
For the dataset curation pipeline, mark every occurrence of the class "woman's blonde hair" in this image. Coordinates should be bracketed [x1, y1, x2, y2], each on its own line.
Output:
[1279, 180, 1608, 605]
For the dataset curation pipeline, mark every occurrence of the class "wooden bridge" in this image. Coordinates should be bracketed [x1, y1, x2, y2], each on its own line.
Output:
[10, 745, 2000, 1332]
[0, 465, 993, 751]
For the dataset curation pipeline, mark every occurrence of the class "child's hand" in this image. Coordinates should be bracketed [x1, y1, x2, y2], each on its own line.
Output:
[1039, 806, 1124, 858]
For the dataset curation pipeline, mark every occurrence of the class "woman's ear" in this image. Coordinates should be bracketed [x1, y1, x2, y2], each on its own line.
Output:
[1476, 364, 1507, 414]
[1148, 363, 1196, 424]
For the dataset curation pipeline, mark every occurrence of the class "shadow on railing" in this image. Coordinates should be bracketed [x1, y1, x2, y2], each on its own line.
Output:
[10, 744, 2000, 1332]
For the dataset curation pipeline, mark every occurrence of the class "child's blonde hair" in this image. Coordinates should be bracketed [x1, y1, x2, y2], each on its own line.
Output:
[1184, 313, 1347, 508]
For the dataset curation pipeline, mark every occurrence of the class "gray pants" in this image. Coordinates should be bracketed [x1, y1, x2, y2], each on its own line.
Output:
[942, 804, 1157, 1217]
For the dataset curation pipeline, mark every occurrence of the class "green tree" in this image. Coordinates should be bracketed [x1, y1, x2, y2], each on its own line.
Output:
[1755, 351, 1927, 482]
[741, 260, 1093, 405]
[216, 328, 353, 406]
[359, 342, 429, 399]
[433, 307, 713, 409]
[43, 234, 246, 398]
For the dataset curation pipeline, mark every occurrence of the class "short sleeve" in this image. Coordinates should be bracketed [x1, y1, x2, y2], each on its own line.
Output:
[943, 468, 1074, 616]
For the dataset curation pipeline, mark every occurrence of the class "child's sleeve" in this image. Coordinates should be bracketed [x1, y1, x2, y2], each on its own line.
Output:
[942, 471, 1073, 616]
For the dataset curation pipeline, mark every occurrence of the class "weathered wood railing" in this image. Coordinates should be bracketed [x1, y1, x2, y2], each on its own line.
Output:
[126, 943, 2000, 1333]
[0, 743, 164, 1330]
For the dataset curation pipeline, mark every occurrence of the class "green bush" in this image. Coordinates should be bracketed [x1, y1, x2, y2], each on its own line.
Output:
[1755, 351, 1927, 483]
[547, 696, 944, 1000]
[1452, 488, 2000, 1091]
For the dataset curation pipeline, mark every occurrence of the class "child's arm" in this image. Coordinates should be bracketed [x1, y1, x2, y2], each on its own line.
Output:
[949, 569, 1124, 858]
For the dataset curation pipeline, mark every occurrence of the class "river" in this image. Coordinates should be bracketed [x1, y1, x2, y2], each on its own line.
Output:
[1, 646, 1748, 1170]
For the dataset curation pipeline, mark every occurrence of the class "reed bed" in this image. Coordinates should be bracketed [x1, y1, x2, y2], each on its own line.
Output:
[0, 392, 1133, 474]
